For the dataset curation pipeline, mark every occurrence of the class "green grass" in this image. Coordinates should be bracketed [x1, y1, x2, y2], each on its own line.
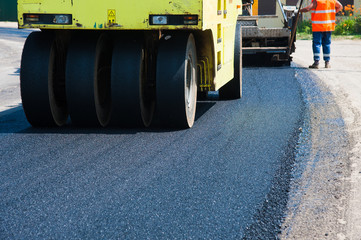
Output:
[297, 33, 361, 40]
[296, 17, 361, 40]
[296, 33, 312, 40]
[332, 34, 361, 40]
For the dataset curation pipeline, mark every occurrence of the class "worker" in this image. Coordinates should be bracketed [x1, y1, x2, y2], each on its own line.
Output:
[300, 0, 343, 69]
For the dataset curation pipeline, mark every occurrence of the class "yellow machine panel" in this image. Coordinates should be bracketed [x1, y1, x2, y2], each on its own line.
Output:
[19, 0, 203, 30]
[18, 0, 239, 30]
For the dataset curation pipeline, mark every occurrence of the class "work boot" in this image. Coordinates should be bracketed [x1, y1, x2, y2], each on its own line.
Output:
[325, 61, 331, 68]
[309, 61, 320, 69]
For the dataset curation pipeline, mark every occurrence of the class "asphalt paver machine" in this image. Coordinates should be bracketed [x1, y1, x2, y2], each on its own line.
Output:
[240, 0, 303, 65]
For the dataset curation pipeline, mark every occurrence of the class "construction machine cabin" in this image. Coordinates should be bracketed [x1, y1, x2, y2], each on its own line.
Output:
[18, 0, 243, 128]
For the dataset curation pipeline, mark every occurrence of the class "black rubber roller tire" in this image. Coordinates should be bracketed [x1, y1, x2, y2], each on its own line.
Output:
[20, 31, 68, 127]
[66, 33, 112, 127]
[219, 21, 243, 100]
[110, 33, 156, 127]
[156, 33, 198, 128]
[94, 34, 113, 127]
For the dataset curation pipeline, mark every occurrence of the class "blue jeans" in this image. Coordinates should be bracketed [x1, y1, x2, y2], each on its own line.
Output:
[312, 32, 332, 62]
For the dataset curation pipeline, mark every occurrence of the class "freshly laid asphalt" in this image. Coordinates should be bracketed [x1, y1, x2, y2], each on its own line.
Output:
[0, 61, 304, 238]
[2, 23, 354, 239]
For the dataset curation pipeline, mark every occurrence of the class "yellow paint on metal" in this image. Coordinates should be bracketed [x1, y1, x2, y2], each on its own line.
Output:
[17, 0, 242, 91]
[18, 0, 203, 30]
[107, 9, 116, 26]
[198, 58, 212, 91]
[252, 0, 259, 15]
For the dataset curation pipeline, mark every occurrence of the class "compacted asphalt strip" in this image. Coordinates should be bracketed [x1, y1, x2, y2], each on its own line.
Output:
[0, 23, 305, 238]
[0, 69, 303, 238]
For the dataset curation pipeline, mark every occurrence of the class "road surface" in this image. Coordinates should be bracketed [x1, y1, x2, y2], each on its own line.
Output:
[0, 22, 360, 239]
[282, 39, 361, 240]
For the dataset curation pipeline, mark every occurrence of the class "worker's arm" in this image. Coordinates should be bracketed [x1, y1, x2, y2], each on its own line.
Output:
[299, 0, 317, 13]
[335, 0, 343, 13]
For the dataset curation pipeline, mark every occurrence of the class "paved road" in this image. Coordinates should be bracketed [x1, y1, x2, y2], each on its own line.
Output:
[281, 39, 361, 240]
[0, 24, 305, 239]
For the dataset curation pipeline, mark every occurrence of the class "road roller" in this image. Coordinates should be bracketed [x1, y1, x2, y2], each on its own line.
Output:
[18, 0, 243, 128]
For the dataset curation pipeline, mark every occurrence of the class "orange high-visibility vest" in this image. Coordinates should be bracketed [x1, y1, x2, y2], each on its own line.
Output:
[311, 0, 336, 32]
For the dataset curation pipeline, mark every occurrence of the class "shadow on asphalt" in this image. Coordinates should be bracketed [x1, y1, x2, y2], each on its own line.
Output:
[0, 27, 35, 40]
[243, 53, 291, 68]
[9, 68, 20, 76]
[0, 102, 216, 134]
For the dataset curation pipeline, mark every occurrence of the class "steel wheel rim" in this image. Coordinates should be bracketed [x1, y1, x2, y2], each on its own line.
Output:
[185, 54, 196, 111]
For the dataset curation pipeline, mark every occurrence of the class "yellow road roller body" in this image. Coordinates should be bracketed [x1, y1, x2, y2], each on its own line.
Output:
[18, 0, 243, 128]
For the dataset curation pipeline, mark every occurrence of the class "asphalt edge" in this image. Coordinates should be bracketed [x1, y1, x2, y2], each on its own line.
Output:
[279, 64, 351, 239]
[241, 65, 305, 239]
